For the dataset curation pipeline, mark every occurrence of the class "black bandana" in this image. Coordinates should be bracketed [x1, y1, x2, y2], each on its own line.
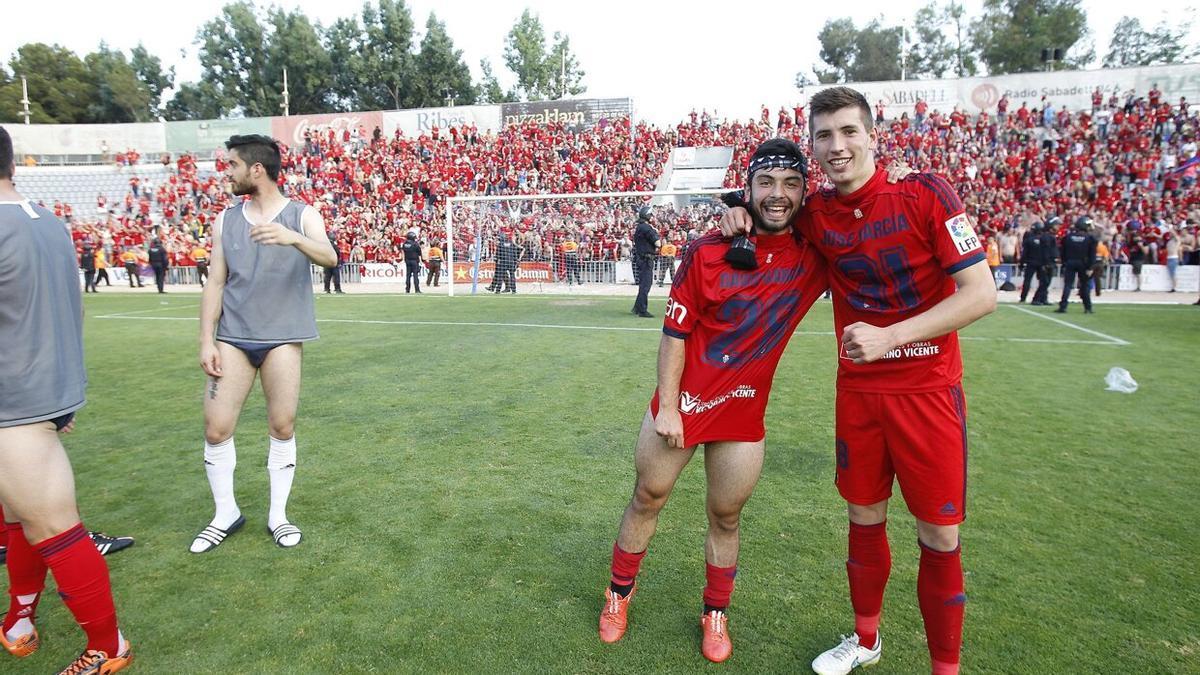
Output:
[746, 138, 808, 183]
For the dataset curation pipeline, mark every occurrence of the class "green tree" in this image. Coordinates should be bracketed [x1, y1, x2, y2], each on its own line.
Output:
[478, 58, 514, 104]
[814, 18, 901, 83]
[814, 18, 857, 83]
[853, 20, 903, 82]
[164, 81, 226, 121]
[545, 32, 586, 99]
[970, 0, 1092, 74]
[5, 43, 96, 123]
[357, 0, 417, 110]
[1103, 15, 1197, 67]
[504, 9, 548, 99]
[84, 44, 154, 122]
[194, 0, 272, 116]
[412, 13, 475, 107]
[502, 10, 585, 100]
[265, 6, 335, 114]
[910, 1, 978, 78]
[325, 16, 365, 109]
[130, 44, 175, 116]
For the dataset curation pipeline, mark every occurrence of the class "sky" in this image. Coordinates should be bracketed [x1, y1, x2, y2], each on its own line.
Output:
[2, 0, 1197, 125]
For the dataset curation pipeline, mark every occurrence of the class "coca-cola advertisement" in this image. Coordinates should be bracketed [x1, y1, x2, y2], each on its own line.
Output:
[271, 111, 384, 148]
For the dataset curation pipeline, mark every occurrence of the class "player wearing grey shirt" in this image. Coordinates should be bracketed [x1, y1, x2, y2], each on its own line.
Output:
[190, 135, 335, 554]
[0, 125, 133, 673]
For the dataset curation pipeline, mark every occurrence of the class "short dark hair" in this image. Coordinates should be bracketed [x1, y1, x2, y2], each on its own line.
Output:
[225, 134, 282, 182]
[0, 126, 13, 181]
[809, 86, 873, 136]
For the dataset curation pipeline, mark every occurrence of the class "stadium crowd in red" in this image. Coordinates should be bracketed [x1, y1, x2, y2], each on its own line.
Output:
[60, 84, 1200, 272]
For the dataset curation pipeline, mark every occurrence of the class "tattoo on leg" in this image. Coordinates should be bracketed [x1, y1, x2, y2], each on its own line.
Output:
[209, 378, 219, 400]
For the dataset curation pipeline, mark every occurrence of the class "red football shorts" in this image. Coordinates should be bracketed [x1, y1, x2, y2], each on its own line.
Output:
[833, 384, 968, 525]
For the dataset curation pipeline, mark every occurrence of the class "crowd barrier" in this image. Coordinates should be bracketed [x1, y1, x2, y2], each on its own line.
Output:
[80, 262, 1199, 294]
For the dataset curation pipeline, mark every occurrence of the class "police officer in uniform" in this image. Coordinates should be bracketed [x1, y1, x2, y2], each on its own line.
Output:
[148, 233, 169, 293]
[1034, 216, 1060, 305]
[1056, 216, 1097, 314]
[402, 231, 422, 294]
[81, 242, 98, 293]
[1018, 222, 1045, 304]
[631, 206, 659, 317]
[323, 232, 343, 294]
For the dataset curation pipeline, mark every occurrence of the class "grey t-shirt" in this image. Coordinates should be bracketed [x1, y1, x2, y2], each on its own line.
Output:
[216, 200, 318, 344]
[0, 200, 86, 427]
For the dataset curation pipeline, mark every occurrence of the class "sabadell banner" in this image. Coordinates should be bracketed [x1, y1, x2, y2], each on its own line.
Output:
[809, 63, 1200, 116]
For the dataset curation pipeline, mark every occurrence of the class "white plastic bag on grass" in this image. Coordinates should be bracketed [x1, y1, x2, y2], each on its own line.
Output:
[1104, 367, 1138, 394]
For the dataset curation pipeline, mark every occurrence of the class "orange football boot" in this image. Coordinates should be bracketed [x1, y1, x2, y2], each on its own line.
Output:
[0, 625, 39, 657]
[598, 585, 636, 643]
[701, 610, 732, 663]
[57, 638, 133, 675]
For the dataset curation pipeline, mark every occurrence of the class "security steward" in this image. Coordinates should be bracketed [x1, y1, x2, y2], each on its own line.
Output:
[1056, 215, 1097, 314]
[658, 239, 677, 287]
[1019, 222, 1046, 304]
[425, 240, 443, 287]
[120, 246, 142, 287]
[192, 239, 210, 287]
[631, 205, 659, 317]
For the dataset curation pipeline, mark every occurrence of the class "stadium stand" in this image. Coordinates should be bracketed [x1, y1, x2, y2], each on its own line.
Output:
[30, 86, 1200, 275]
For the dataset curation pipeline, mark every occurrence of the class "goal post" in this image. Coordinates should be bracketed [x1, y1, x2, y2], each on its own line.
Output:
[444, 189, 729, 296]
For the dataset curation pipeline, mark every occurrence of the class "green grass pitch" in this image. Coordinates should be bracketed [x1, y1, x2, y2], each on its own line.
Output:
[8, 293, 1197, 673]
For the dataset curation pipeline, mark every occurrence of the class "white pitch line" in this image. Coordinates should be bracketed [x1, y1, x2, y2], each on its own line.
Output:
[90, 315, 1126, 345]
[1007, 305, 1131, 345]
[93, 303, 200, 319]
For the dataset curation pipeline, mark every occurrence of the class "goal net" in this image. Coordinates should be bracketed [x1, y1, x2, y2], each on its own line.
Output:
[443, 189, 728, 296]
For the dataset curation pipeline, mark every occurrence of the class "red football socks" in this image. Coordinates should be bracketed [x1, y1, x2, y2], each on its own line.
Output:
[3, 521, 46, 636]
[609, 541, 646, 596]
[34, 523, 120, 655]
[847, 521, 890, 649]
[918, 540, 965, 670]
[0, 504, 7, 549]
[703, 562, 736, 610]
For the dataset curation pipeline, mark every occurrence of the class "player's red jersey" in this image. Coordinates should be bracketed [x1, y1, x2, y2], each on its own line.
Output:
[799, 169, 985, 394]
[649, 231, 828, 447]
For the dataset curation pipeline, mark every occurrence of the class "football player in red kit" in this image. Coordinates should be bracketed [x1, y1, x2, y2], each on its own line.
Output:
[721, 86, 996, 675]
[599, 139, 828, 663]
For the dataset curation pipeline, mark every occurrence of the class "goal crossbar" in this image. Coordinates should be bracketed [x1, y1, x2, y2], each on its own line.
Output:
[444, 188, 729, 296]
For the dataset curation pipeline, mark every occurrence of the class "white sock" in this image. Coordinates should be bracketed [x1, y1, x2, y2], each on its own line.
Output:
[5, 593, 38, 641]
[203, 437, 240, 528]
[267, 435, 297, 538]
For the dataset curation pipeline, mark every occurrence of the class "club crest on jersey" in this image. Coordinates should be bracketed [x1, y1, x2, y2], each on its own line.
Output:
[945, 213, 980, 254]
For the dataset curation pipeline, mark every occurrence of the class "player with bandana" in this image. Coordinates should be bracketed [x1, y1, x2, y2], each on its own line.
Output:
[721, 87, 996, 675]
[598, 139, 828, 663]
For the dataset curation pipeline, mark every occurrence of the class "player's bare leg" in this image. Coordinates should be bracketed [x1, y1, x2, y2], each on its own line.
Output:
[191, 343, 256, 553]
[915, 519, 965, 675]
[0, 423, 130, 669]
[601, 411, 695, 644]
[616, 412, 696, 553]
[0, 423, 81, 545]
[696, 438, 765, 663]
[259, 344, 303, 547]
